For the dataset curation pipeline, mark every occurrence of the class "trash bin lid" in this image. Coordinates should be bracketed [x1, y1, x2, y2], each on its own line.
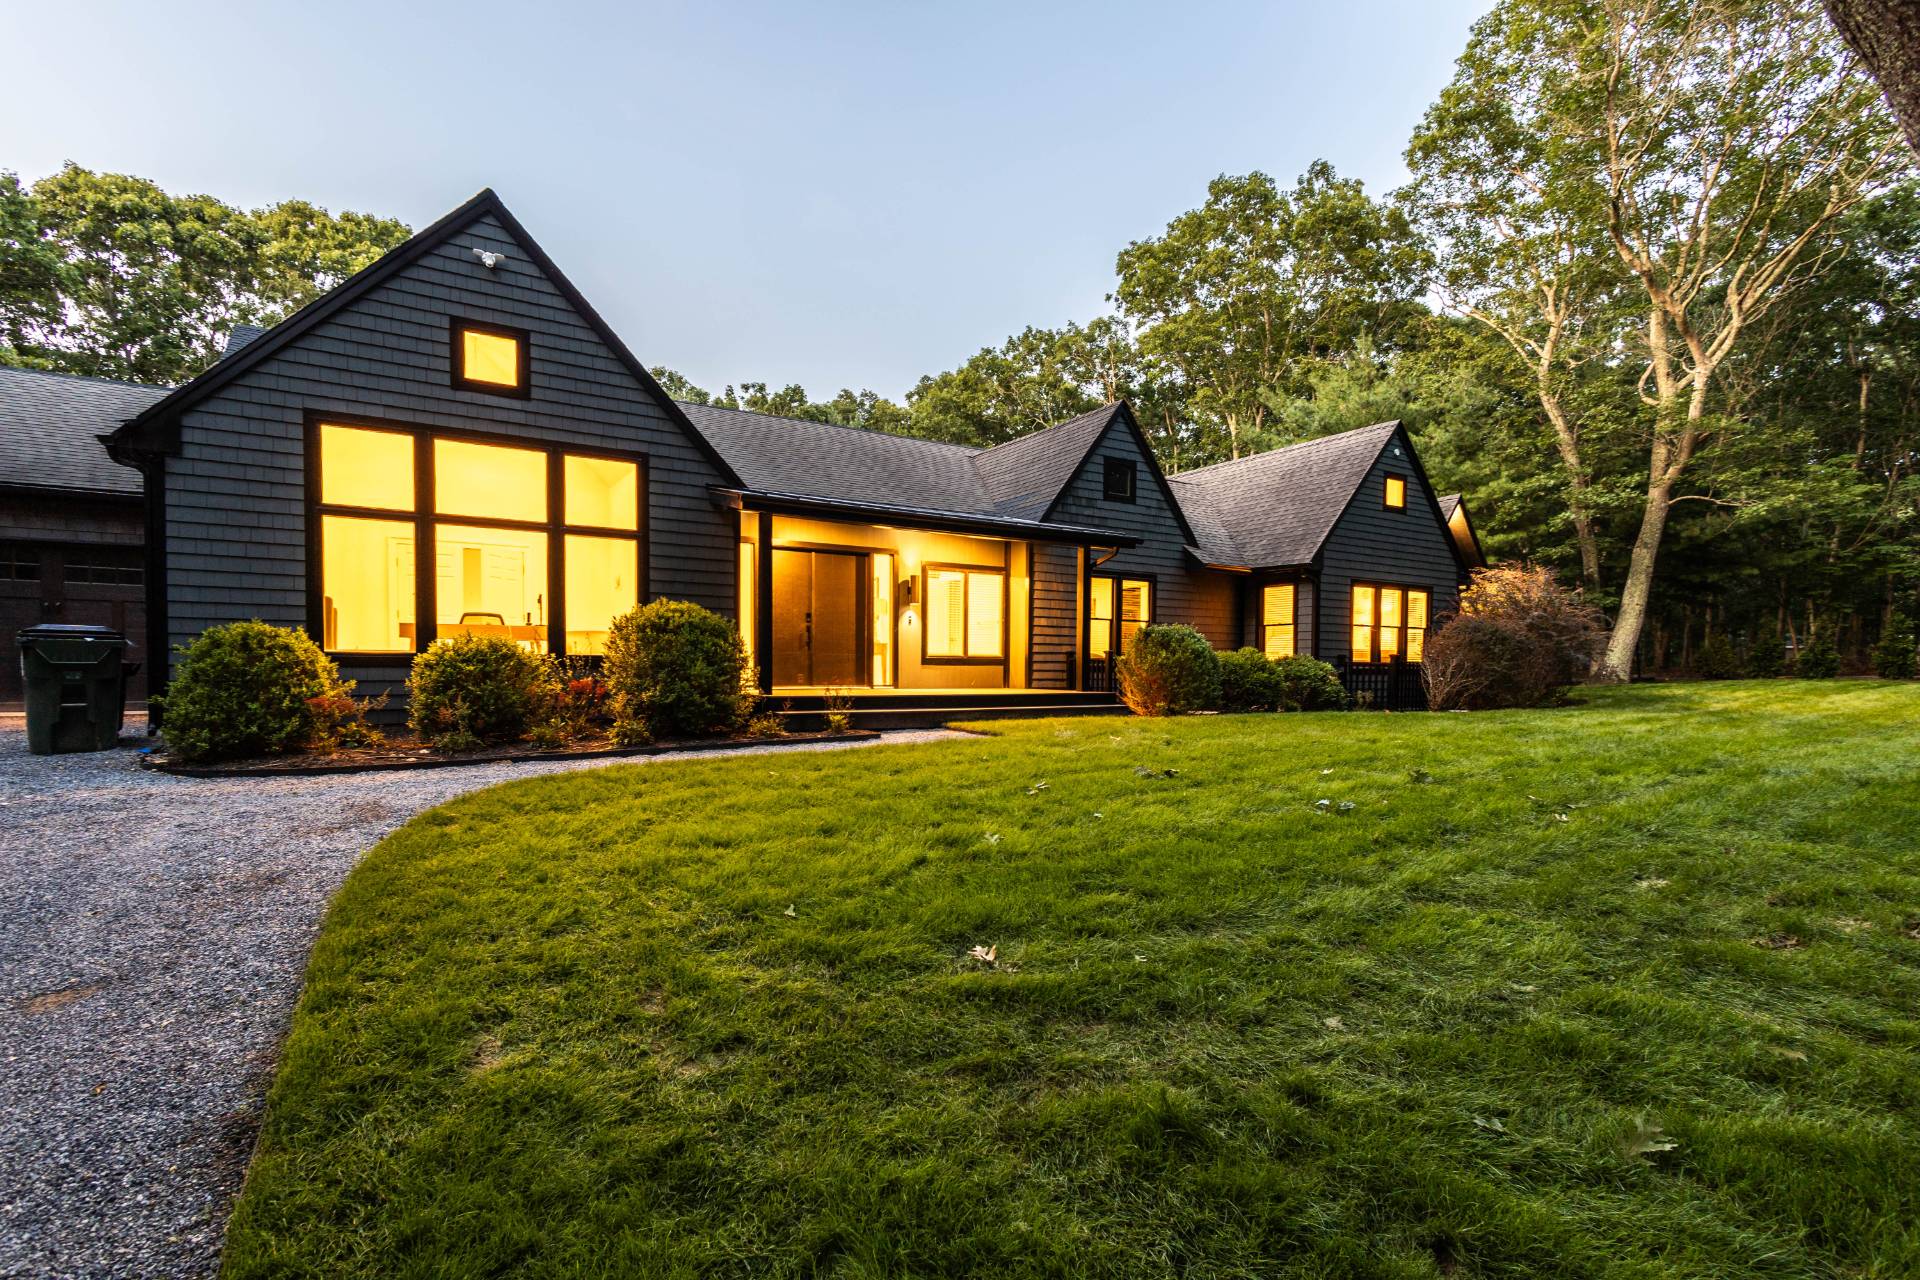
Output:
[16, 623, 129, 646]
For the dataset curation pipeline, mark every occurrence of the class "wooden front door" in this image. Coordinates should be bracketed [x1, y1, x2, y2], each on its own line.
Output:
[770, 549, 867, 687]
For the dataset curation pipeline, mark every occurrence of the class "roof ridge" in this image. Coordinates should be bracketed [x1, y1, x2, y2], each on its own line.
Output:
[0, 364, 174, 392]
[1170, 419, 1400, 480]
[677, 400, 983, 455]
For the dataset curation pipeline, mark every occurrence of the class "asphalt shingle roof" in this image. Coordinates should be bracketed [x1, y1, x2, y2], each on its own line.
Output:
[1169, 421, 1400, 569]
[1436, 493, 1461, 522]
[0, 365, 167, 497]
[972, 405, 1122, 521]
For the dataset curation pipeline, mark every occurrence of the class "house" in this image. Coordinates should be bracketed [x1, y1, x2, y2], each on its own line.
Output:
[0, 365, 167, 707]
[94, 189, 1472, 724]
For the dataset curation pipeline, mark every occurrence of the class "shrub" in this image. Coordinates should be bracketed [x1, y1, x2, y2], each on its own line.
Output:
[160, 621, 353, 763]
[1873, 615, 1916, 680]
[1115, 624, 1221, 716]
[603, 600, 750, 739]
[1218, 648, 1284, 712]
[1746, 635, 1785, 678]
[407, 634, 549, 748]
[1794, 634, 1841, 679]
[1272, 655, 1350, 711]
[1423, 564, 1604, 710]
[1695, 633, 1743, 680]
[537, 668, 612, 743]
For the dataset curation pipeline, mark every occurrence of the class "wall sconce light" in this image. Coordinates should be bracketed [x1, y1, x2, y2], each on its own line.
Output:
[901, 576, 917, 605]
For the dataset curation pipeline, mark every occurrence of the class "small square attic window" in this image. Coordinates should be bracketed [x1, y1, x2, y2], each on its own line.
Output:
[452, 320, 529, 397]
[1103, 457, 1137, 502]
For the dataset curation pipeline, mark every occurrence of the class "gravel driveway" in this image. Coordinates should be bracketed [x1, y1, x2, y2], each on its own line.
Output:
[0, 723, 962, 1279]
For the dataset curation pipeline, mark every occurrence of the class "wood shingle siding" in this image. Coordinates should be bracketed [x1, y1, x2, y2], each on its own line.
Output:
[1315, 435, 1464, 659]
[1048, 414, 1236, 649]
[156, 211, 733, 670]
[1030, 542, 1080, 688]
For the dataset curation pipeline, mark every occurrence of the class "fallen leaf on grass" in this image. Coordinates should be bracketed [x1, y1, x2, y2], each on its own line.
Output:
[1472, 1115, 1507, 1133]
[1406, 769, 1435, 785]
[782, 904, 797, 918]
[1322, 1015, 1344, 1030]
[1133, 765, 1179, 780]
[1620, 1118, 1679, 1159]
[983, 832, 1002, 846]
[968, 944, 998, 965]
[1751, 933, 1804, 951]
[1903, 919, 1920, 940]
[1832, 917, 1872, 934]
[1633, 877, 1671, 891]
[1026, 781, 1050, 795]
[1766, 1045, 1808, 1062]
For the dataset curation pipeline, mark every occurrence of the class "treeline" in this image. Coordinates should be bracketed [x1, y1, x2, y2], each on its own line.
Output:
[3, 3, 1914, 677]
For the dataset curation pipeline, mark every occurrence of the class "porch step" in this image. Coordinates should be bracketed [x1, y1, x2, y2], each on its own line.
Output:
[771, 691, 1125, 731]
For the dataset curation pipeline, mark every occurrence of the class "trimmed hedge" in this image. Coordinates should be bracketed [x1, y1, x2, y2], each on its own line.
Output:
[1115, 624, 1221, 717]
[160, 621, 350, 764]
[603, 600, 750, 739]
[408, 634, 549, 749]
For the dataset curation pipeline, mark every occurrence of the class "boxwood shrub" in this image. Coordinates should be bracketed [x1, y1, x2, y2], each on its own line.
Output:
[603, 600, 749, 740]
[1272, 655, 1350, 710]
[160, 621, 352, 763]
[1218, 647, 1285, 712]
[1115, 624, 1221, 716]
[407, 634, 549, 749]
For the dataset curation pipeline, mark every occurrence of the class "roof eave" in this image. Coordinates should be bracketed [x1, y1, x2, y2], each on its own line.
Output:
[716, 487, 1141, 546]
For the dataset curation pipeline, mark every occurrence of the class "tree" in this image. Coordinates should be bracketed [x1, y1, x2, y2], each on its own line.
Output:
[1825, 0, 1920, 155]
[905, 325, 1100, 445]
[1115, 163, 1429, 462]
[1, 164, 408, 384]
[1405, 0, 1906, 680]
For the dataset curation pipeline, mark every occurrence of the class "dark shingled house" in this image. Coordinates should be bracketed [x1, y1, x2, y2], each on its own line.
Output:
[0, 365, 167, 706]
[93, 189, 1473, 723]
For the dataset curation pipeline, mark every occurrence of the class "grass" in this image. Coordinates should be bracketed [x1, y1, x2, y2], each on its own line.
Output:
[223, 681, 1920, 1278]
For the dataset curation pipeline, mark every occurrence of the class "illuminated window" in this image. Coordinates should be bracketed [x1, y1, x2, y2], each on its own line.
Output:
[320, 515, 415, 652]
[436, 523, 548, 650]
[312, 421, 642, 657]
[1089, 575, 1152, 660]
[564, 535, 637, 655]
[738, 535, 757, 672]
[564, 455, 639, 530]
[1384, 475, 1407, 510]
[319, 424, 414, 511]
[453, 322, 527, 395]
[871, 552, 895, 685]
[1262, 582, 1296, 658]
[926, 566, 1004, 659]
[435, 438, 547, 523]
[1351, 584, 1430, 663]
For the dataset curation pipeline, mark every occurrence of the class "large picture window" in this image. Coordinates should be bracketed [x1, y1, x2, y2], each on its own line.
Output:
[312, 419, 641, 657]
[925, 565, 1004, 660]
[1350, 583, 1429, 663]
[1262, 582, 1296, 658]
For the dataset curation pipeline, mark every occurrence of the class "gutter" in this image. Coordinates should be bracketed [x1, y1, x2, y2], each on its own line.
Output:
[710, 487, 1142, 547]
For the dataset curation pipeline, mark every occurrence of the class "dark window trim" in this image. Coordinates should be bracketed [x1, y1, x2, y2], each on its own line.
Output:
[1260, 579, 1299, 657]
[303, 410, 646, 667]
[449, 317, 533, 399]
[1084, 569, 1156, 661]
[1383, 473, 1408, 511]
[920, 560, 1009, 666]
[1347, 580, 1431, 664]
[1102, 456, 1138, 503]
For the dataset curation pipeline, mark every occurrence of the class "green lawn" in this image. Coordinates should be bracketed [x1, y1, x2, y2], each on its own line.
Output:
[224, 682, 1920, 1278]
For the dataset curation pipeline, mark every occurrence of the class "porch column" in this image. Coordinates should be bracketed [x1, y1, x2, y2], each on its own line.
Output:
[755, 511, 774, 693]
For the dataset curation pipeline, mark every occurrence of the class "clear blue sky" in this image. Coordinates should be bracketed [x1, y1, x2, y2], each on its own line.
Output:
[1, 1, 1489, 399]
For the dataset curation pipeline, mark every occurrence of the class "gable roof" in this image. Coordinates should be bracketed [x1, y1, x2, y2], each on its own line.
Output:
[1436, 493, 1461, 522]
[972, 404, 1123, 521]
[1169, 421, 1402, 570]
[0, 365, 165, 497]
[104, 189, 742, 488]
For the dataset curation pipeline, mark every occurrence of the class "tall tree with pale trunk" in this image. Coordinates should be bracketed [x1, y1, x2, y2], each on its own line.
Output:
[1407, 0, 1905, 678]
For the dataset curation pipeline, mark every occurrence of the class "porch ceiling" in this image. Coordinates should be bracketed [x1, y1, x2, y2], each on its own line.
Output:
[714, 487, 1140, 546]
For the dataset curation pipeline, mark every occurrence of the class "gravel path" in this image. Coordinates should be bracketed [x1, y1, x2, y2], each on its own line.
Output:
[0, 724, 965, 1279]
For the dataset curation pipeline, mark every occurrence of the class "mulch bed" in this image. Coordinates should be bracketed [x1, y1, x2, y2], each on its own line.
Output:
[144, 729, 881, 779]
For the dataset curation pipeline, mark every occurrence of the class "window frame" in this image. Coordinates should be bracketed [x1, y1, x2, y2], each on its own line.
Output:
[1086, 571, 1155, 662]
[1260, 580, 1298, 659]
[449, 317, 533, 399]
[1348, 581, 1430, 664]
[921, 561, 1008, 665]
[1102, 456, 1138, 503]
[1383, 473, 1408, 511]
[303, 411, 646, 664]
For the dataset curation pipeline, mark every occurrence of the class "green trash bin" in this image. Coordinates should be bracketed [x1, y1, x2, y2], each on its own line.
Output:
[18, 623, 131, 754]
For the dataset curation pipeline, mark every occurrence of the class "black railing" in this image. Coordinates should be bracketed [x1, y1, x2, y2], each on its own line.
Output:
[1083, 654, 1113, 693]
[1333, 656, 1427, 711]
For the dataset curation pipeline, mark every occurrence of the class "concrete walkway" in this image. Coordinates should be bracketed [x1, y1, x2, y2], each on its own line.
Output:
[0, 725, 963, 1279]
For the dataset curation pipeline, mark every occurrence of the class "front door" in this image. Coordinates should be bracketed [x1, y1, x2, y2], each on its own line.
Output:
[1085, 575, 1151, 690]
[771, 549, 866, 687]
